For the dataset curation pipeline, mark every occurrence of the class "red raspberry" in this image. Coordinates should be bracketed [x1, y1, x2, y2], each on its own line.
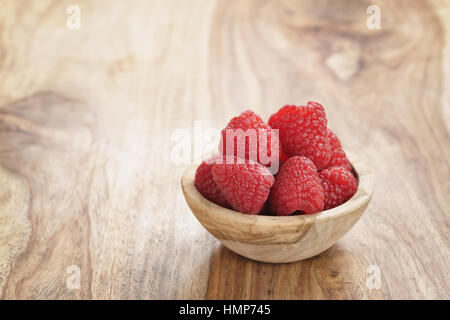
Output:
[279, 149, 290, 164]
[268, 102, 331, 170]
[324, 129, 352, 171]
[219, 110, 283, 168]
[194, 156, 229, 208]
[319, 167, 357, 210]
[269, 156, 324, 215]
[211, 156, 275, 214]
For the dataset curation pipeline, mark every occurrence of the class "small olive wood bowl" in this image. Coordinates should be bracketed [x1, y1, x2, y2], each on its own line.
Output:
[181, 151, 374, 263]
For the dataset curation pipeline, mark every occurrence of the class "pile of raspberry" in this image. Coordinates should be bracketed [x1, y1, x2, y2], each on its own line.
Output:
[194, 102, 358, 215]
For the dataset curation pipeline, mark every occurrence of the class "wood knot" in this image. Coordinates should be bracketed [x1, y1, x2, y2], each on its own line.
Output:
[325, 39, 361, 81]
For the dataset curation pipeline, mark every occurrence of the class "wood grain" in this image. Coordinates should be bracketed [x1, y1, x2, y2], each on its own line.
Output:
[0, 0, 449, 299]
[0, 166, 30, 294]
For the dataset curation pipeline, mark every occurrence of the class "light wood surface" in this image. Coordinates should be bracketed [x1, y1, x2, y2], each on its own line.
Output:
[182, 152, 374, 263]
[0, 0, 449, 299]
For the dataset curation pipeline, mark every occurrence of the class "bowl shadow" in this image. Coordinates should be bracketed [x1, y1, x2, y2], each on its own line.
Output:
[204, 242, 379, 299]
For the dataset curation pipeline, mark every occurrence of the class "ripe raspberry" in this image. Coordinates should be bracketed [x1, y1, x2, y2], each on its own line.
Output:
[279, 149, 290, 165]
[269, 156, 324, 215]
[194, 156, 229, 208]
[219, 110, 283, 168]
[211, 156, 275, 214]
[319, 167, 357, 210]
[324, 129, 352, 171]
[268, 102, 331, 170]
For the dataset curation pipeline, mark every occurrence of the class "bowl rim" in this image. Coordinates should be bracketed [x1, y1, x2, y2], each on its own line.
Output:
[181, 150, 374, 227]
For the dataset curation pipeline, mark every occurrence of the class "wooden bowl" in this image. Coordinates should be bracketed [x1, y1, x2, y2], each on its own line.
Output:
[181, 151, 374, 263]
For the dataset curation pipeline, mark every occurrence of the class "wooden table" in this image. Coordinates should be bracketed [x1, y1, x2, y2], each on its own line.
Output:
[0, 0, 449, 299]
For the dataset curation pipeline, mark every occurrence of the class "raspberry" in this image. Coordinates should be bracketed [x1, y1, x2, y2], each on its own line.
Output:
[211, 156, 275, 214]
[324, 129, 352, 171]
[268, 102, 331, 170]
[319, 167, 357, 210]
[219, 110, 283, 168]
[279, 149, 290, 164]
[194, 156, 229, 208]
[269, 156, 324, 215]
